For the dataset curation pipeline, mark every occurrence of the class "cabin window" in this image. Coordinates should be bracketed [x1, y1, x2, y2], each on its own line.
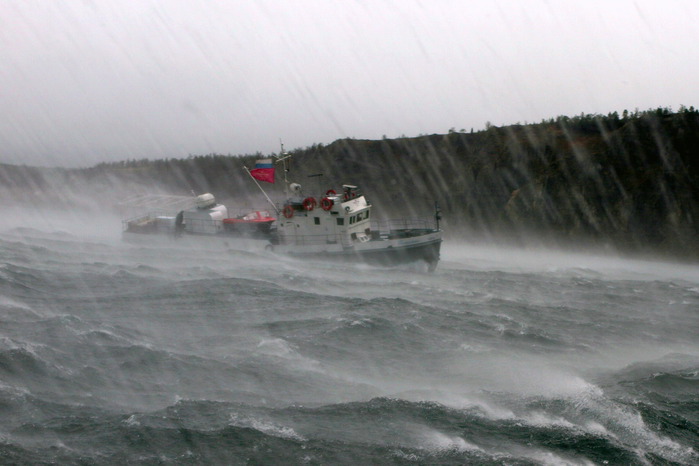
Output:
[336, 218, 344, 226]
[314, 217, 320, 225]
[365, 210, 370, 219]
[356, 212, 363, 221]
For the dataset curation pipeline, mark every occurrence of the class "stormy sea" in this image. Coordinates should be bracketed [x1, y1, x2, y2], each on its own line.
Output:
[1, 210, 697, 465]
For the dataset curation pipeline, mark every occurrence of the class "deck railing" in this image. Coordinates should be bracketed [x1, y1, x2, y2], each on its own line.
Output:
[371, 218, 436, 233]
[122, 211, 176, 231]
[277, 218, 438, 246]
[277, 231, 349, 247]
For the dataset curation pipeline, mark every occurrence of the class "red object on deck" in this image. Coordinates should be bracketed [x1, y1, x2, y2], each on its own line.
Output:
[223, 211, 275, 224]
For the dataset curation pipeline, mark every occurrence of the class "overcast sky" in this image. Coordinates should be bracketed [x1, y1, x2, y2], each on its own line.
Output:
[1, 0, 698, 167]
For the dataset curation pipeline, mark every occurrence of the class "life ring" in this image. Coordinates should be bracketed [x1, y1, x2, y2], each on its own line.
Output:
[282, 205, 294, 219]
[302, 197, 317, 211]
[326, 189, 337, 195]
[320, 197, 334, 211]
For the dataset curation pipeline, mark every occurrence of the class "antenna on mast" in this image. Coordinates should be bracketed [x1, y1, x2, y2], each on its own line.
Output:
[434, 201, 442, 230]
[275, 140, 292, 197]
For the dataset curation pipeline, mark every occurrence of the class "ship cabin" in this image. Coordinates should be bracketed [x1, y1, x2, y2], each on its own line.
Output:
[277, 184, 373, 248]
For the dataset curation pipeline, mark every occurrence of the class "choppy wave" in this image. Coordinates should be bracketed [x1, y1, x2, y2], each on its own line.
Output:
[0, 230, 697, 464]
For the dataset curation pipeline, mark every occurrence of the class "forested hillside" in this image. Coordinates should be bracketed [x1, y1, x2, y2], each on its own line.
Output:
[2, 107, 698, 260]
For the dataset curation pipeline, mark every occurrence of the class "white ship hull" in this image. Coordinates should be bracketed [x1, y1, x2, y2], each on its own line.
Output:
[270, 229, 442, 270]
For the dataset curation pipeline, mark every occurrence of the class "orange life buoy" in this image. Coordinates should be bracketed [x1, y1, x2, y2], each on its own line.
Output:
[282, 205, 294, 219]
[320, 197, 334, 211]
[326, 189, 337, 195]
[302, 197, 317, 211]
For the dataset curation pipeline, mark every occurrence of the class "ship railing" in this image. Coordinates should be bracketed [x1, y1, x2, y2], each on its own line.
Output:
[122, 210, 177, 231]
[279, 232, 351, 247]
[371, 218, 436, 233]
[182, 217, 225, 234]
[279, 220, 438, 246]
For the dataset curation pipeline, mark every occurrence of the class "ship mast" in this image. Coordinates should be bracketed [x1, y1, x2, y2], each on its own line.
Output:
[275, 141, 292, 197]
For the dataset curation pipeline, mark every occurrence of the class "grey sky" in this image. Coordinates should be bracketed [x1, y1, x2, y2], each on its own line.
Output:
[1, 0, 698, 167]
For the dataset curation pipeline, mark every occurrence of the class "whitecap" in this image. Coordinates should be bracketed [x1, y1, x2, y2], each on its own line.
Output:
[229, 413, 305, 442]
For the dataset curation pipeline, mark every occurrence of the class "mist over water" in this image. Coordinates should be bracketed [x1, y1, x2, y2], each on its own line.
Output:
[0, 207, 697, 464]
[3, 1, 698, 462]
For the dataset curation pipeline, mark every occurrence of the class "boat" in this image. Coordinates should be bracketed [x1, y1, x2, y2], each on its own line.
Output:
[122, 151, 443, 271]
[266, 182, 443, 271]
[222, 210, 276, 237]
[122, 193, 276, 240]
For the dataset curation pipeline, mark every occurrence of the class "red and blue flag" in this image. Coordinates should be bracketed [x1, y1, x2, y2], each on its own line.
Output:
[249, 158, 275, 183]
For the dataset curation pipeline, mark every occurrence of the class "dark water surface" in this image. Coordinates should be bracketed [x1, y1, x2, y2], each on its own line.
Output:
[1, 212, 697, 464]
